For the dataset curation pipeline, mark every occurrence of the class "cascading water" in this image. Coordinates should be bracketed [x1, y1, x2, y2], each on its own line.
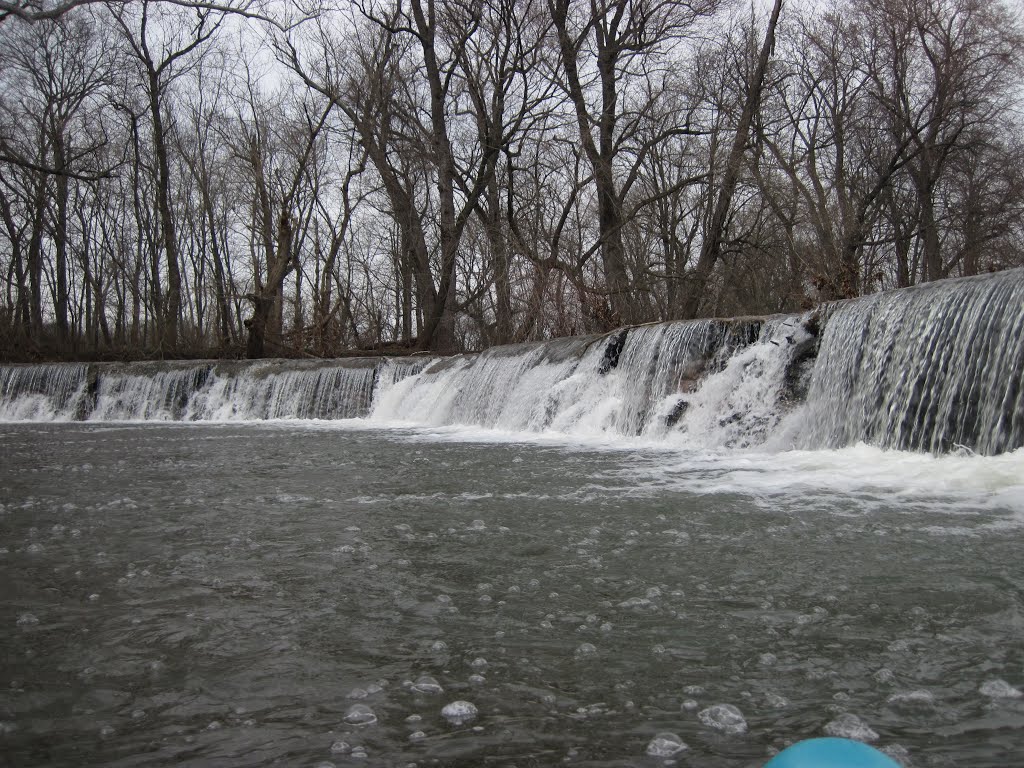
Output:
[0, 360, 384, 422]
[91, 364, 213, 421]
[0, 269, 1021, 454]
[0, 363, 89, 421]
[368, 319, 790, 443]
[192, 361, 378, 420]
[796, 270, 1024, 455]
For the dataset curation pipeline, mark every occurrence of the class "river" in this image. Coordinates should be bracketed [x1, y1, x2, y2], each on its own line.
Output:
[3, 421, 1023, 766]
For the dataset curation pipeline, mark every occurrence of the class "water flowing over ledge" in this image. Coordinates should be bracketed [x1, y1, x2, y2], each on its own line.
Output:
[2, 269, 1022, 455]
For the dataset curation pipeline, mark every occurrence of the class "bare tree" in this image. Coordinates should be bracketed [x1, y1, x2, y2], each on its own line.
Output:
[109, 0, 225, 352]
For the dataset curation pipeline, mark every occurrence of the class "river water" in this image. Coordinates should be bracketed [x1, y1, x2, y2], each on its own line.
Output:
[2, 422, 1024, 767]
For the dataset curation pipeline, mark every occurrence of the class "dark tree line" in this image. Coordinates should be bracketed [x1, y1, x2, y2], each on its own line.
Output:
[1, 0, 1022, 360]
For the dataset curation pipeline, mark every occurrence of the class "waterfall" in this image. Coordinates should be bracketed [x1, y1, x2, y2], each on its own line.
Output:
[1, 269, 1021, 455]
[191, 361, 378, 420]
[0, 364, 89, 421]
[796, 270, 1024, 455]
[91, 363, 213, 421]
[0, 360, 381, 422]
[367, 319, 800, 444]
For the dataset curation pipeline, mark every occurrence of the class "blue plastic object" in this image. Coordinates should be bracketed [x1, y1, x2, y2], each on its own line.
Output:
[764, 738, 902, 767]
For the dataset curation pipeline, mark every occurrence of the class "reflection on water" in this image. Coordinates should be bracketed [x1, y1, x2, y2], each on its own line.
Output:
[2, 423, 1024, 767]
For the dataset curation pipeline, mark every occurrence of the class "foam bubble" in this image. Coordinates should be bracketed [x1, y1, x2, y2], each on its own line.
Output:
[980, 679, 1022, 698]
[574, 643, 598, 659]
[698, 703, 747, 735]
[646, 732, 688, 757]
[343, 704, 378, 726]
[823, 713, 879, 742]
[412, 676, 443, 694]
[441, 700, 478, 724]
[887, 690, 936, 709]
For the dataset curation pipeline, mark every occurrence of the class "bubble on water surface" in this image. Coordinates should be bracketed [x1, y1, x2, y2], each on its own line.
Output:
[343, 704, 378, 726]
[329, 740, 351, 754]
[412, 676, 443, 694]
[874, 668, 896, 685]
[682, 685, 704, 695]
[441, 700, 478, 724]
[409, 730, 427, 741]
[617, 597, 651, 609]
[698, 703, 747, 735]
[823, 713, 879, 742]
[681, 699, 699, 711]
[574, 643, 598, 659]
[646, 732, 688, 757]
[347, 688, 368, 699]
[887, 690, 935, 709]
[99, 725, 115, 738]
[980, 679, 1022, 698]
[469, 674, 485, 685]
[765, 693, 789, 709]
[881, 744, 912, 766]
[759, 653, 777, 666]
[430, 640, 448, 652]
[16, 613, 39, 626]
[470, 657, 488, 670]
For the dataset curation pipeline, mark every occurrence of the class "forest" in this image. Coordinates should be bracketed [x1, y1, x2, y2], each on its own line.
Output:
[0, 0, 1022, 360]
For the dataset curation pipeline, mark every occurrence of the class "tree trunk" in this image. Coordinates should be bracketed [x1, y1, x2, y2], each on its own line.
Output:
[681, 0, 784, 319]
[148, 70, 181, 353]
